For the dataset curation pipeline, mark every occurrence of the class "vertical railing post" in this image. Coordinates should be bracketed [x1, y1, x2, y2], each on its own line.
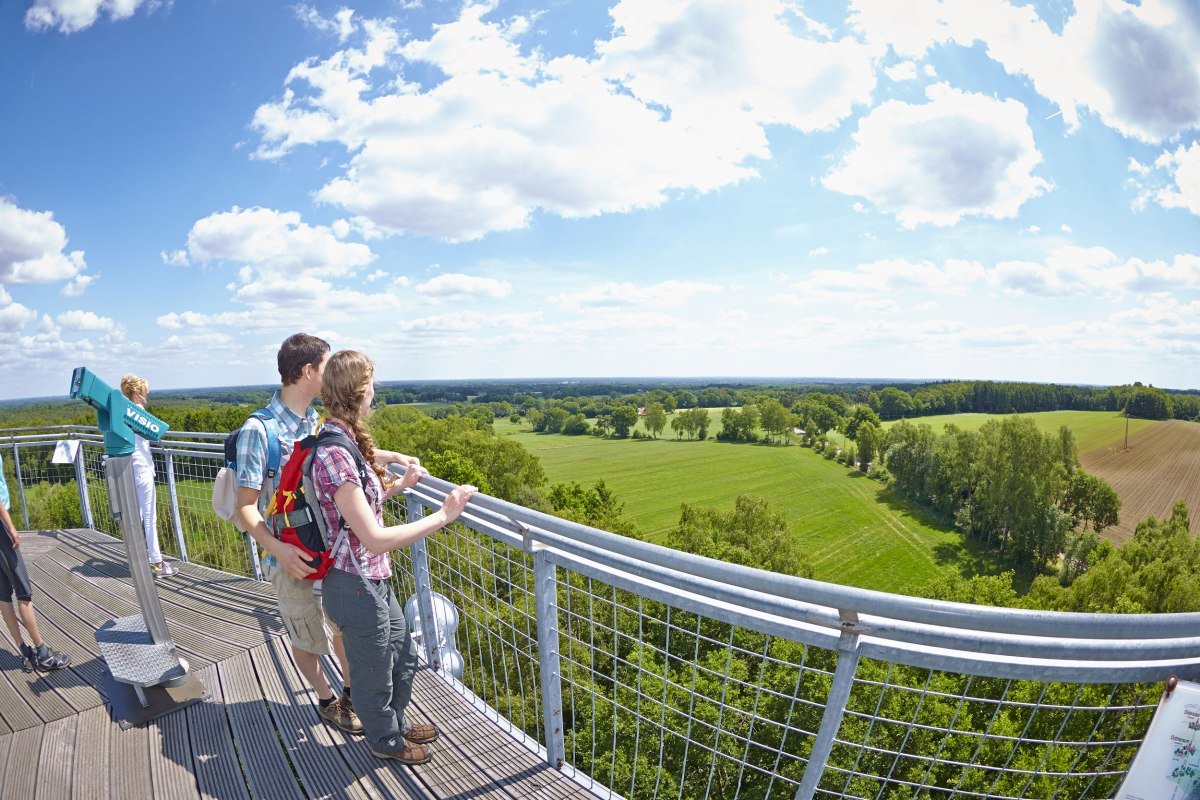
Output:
[533, 546, 566, 769]
[164, 451, 189, 563]
[11, 443, 29, 530]
[408, 495, 441, 668]
[246, 532, 263, 581]
[794, 621, 862, 800]
[74, 440, 94, 529]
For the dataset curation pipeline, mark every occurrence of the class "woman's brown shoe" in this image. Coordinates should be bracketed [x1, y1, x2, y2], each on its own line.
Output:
[404, 723, 440, 744]
[369, 741, 433, 765]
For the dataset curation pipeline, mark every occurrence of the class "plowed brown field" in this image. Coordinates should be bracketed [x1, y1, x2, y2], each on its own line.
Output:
[1080, 420, 1200, 544]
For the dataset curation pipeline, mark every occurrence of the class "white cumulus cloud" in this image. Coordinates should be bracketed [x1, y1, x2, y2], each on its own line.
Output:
[415, 273, 513, 301]
[1133, 142, 1200, 215]
[56, 309, 121, 334]
[849, 0, 1200, 144]
[174, 206, 374, 278]
[25, 0, 154, 34]
[822, 83, 1049, 228]
[0, 197, 88, 285]
[251, 0, 878, 242]
[294, 5, 356, 43]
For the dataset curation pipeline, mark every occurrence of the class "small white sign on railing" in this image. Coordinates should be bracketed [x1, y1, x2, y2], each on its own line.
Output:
[51, 439, 80, 464]
[1117, 680, 1200, 800]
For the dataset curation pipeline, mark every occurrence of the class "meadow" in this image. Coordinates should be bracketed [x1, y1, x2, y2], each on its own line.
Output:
[494, 419, 998, 595]
[877, 409, 1158, 452]
[496, 409, 1165, 595]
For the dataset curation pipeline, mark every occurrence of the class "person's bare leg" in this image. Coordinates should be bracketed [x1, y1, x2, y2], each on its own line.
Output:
[0, 601, 23, 647]
[292, 646, 334, 700]
[16, 601, 43, 648]
[332, 632, 351, 690]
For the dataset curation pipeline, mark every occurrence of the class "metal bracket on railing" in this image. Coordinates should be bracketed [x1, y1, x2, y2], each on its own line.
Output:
[512, 517, 537, 553]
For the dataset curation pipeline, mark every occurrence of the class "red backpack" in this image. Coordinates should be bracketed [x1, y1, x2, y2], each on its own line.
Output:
[265, 427, 372, 581]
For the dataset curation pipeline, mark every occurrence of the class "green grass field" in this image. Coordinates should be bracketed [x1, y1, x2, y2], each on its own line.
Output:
[494, 419, 997, 595]
[877, 410, 1158, 452]
[495, 410, 1161, 595]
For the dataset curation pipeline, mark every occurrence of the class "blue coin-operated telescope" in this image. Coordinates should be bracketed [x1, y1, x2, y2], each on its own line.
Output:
[70, 366, 170, 455]
[68, 367, 207, 727]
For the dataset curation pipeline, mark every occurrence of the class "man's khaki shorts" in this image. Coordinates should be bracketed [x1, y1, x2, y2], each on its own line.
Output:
[270, 567, 340, 655]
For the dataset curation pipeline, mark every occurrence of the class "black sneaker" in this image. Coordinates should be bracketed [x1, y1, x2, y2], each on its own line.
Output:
[20, 642, 70, 672]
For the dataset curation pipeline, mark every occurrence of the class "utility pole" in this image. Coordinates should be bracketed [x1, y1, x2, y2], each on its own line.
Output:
[1124, 405, 1129, 453]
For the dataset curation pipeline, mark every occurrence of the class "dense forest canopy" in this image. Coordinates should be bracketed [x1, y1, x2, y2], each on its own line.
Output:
[3, 377, 1193, 431]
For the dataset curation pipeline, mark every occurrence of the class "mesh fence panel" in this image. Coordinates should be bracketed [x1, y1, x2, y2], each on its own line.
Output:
[555, 568, 828, 800]
[394, 508, 544, 749]
[167, 450, 254, 576]
[815, 662, 1157, 800]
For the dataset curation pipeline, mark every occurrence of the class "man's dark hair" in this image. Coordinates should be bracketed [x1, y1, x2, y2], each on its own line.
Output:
[278, 333, 331, 386]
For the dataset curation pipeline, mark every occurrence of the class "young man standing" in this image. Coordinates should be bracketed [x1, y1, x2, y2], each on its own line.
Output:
[0, 452, 70, 672]
[233, 333, 422, 734]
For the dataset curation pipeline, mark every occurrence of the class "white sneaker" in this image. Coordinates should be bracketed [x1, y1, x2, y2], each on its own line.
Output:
[151, 561, 179, 578]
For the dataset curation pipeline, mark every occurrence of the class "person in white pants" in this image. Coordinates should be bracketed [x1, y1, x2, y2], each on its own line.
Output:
[120, 375, 177, 578]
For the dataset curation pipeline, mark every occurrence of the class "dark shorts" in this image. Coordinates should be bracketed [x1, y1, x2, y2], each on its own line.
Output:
[0, 521, 33, 603]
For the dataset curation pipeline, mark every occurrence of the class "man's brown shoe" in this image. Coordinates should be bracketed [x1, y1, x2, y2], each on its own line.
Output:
[318, 698, 364, 735]
[370, 742, 433, 765]
[404, 723, 440, 744]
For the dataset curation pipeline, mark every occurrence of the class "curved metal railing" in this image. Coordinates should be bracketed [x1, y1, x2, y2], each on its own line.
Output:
[4, 426, 1196, 800]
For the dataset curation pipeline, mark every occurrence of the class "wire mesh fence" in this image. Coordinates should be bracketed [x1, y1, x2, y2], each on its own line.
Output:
[4, 428, 1199, 800]
[392, 505, 545, 750]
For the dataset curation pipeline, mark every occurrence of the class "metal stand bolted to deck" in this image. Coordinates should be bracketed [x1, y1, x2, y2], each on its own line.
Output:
[70, 366, 209, 728]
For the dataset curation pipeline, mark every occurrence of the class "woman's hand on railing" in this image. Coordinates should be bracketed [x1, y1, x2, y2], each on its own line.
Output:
[386, 464, 428, 498]
[440, 485, 477, 525]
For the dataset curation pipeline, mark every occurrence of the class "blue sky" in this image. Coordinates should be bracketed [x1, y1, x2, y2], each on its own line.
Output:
[3, 0, 1200, 400]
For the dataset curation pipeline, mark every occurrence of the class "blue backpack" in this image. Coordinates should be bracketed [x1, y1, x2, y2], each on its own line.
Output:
[212, 409, 281, 521]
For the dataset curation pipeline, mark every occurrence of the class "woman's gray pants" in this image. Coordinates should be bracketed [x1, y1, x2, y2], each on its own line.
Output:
[323, 568, 416, 755]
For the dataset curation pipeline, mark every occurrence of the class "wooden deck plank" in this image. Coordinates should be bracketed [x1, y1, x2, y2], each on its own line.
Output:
[9, 575, 117, 711]
[147, 701, 203, 799]
[34, 714, 77, 800]
[219, 648, 306, 800]
[3, 725, 43, 799]
[48, 546, 284, 643]
[39, 544, 258, 652]
[0, 646, 47, 731]
[71, 706, 112, 800]
[55, 528, 278, 605]
[0, 731, 12, 788]
[30, 555, 233, 665]
[109, 714, 151, 800]
[0, 624, 90, 724]
[252, 634, 375, 800]
[27, 559, 216, 686]
[186, 663, 251, 800]
[409, 672, 582, 800]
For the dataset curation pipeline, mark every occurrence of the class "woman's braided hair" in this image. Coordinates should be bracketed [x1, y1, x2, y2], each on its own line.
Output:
[320, 350, 393, 487]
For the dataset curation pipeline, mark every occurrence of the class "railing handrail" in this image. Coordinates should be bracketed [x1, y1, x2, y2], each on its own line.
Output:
[401, 469, 1200, 644]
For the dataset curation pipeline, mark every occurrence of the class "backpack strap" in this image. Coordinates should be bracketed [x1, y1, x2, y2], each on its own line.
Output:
[249, 408, 282, 479]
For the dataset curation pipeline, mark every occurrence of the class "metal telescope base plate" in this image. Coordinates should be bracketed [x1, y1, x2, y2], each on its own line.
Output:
[95, 614, 209, 729]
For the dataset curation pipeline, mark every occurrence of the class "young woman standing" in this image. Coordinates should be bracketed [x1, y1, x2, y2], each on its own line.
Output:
[313, 350, 475, 764]
[119, 374, 178, 578]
